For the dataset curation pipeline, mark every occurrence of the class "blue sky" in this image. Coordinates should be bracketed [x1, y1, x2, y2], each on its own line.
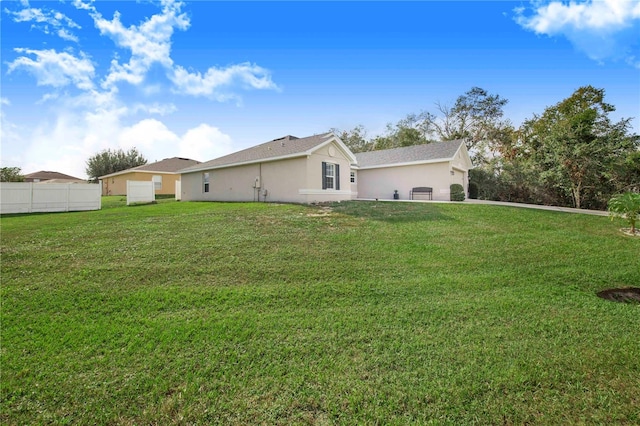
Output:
[2, 0, 639, 179]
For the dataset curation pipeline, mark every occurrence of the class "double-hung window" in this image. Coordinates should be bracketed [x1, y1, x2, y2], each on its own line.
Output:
[322, 162, 340, 190]
[203, 172, 210, 193]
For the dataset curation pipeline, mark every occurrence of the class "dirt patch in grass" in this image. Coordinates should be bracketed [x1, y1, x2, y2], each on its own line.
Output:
[597, 287, 640, 303]
[306, 206, 333, 217]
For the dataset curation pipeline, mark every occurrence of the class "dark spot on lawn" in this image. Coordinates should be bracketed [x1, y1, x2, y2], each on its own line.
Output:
[597, 287, 640, 304]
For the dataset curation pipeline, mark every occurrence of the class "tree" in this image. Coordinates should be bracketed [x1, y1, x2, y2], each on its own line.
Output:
[331, 125, 373, 153]
[518, 86, 639, 209]
[0, 167, 25, 182]
[422, 87, 512, 165]
[85, 148, 147, 182]
[334, 113, 435, 154]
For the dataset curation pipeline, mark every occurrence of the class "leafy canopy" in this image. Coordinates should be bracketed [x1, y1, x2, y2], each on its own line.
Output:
[519, 86, 638, 209]
[85, 148, 147, 182]
[0, 167, 25, 182]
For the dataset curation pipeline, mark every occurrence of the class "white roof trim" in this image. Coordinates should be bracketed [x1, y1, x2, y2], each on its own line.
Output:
[99, 169, 180, 179]
[181, 152, 309, 174]
[356, 157, 453, 170]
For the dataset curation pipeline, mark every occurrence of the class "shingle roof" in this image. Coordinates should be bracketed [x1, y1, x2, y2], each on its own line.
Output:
[180, 133, 336, 173]
[355, 140, 465, 168]
[99, 157, 201, 179]
[24, 171, 83, 181]
[134, 157, 201, 173]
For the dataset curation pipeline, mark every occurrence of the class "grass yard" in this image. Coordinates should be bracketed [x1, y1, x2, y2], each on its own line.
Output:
[1, 198, 639, 424]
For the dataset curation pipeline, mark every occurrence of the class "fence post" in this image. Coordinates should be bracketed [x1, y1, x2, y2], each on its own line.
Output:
[29, 182, 33, 213]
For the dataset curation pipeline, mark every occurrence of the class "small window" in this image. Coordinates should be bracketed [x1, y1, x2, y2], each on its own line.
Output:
[152, 175, 162, 190]
[350, 171, 356, 183]
[325, 163, 335, 189]
[203, 173, 210, 193]
[322, 162, 340, 190]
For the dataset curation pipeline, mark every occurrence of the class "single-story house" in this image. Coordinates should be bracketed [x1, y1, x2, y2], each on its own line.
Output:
[24, 171, 85, 183]
[179, 134, 356, 204]
[99, 157, 200, 196]
[179, 133, 472, 203]
[354, 139, 471, 201]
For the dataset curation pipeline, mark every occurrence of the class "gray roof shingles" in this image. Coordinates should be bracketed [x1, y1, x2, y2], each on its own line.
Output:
[100, 157, 201, 178]
[180, 133, 333, 173]
[24, 171, 83, 181]
[133, 157, 201, 173]
[355, 140, 464, 168]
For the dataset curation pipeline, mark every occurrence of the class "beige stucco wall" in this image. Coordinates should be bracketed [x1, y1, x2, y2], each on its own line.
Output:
[181, 163, 261, 202]
[301, 143, 353, 203]
[101, 172, 181, 196]
[357, 162, 460, 201]
[180, 141, 353, 204]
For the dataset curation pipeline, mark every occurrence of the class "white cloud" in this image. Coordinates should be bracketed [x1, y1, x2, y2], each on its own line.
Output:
[83, 0, 279, 98]
[171, 63, 279, 100]
[179, 124, 233, 160]
[88, 1, 189, 89]
[117, 120, 233, 162]
[7, 48, 95, 90]
[5, 5, 80, 42]
[3, 105, 233, 179]
[2, 0, 277, 177]
[118, 119, 181, 153]
[515, 0, 640, 67]
[5, 0, 280, 100]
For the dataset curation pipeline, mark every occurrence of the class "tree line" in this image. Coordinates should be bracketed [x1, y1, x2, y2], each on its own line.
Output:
[333, 85, 639, 210]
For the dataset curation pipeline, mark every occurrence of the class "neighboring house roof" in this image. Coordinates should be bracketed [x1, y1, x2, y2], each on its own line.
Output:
[99, 157, 201, 179]
[354, 140, 468, 169]
[37, 179, 89, 184]
[24, 171, 83, 181]
[181, 133, 356, 174]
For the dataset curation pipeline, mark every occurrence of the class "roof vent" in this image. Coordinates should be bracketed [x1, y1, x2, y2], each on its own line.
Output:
[272, 135, 299, 142]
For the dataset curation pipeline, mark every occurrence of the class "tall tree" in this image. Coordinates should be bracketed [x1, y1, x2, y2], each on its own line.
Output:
[518, 86, 639, 209]
[0, 167, 25, 182]
[423, 87, 511, 151]
[85, 148, 147, 182]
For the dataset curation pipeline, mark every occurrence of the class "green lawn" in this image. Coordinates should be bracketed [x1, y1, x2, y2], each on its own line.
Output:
[1, 198, 638, 424]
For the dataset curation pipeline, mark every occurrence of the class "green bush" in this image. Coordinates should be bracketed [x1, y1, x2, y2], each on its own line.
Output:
[468, 182, 479, 199]
[608, 191, 640, 234]
[450, 183, 465, 201]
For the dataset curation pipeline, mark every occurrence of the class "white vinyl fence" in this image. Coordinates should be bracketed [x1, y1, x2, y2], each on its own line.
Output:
[126, 180, 155, 205]
[0, 182, 101, 214]
[175, 180, 181, 201]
